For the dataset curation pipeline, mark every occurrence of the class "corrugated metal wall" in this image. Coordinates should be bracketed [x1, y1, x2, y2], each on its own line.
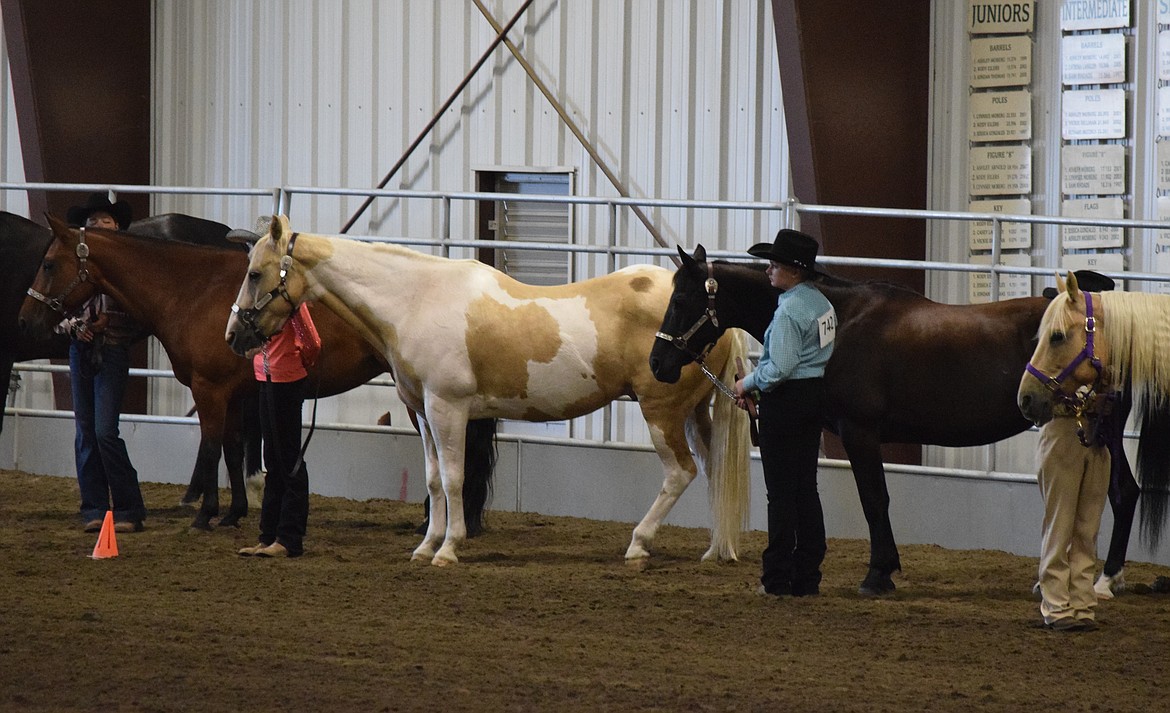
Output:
[0, 21, 28, 216]
[148, 0, 790, 440]
[151, 0, 788, 251]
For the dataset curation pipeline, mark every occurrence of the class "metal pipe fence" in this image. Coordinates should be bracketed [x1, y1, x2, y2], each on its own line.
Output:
[7, 180, 1169, 484]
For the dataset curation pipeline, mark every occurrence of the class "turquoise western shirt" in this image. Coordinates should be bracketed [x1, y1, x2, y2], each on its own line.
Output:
[742, 281, 836, 394]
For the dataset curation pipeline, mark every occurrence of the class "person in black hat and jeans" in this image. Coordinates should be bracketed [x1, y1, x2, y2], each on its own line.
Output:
[1033, 269, 1117, 631]
[734, 228, 836, 597]
[56, 193, 147, 533]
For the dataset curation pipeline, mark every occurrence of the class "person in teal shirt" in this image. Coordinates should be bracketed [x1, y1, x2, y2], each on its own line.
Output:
[735, 229, 836, 596]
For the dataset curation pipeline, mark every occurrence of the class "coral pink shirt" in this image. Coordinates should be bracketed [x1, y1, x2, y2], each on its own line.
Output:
[253, 302, 321, 383]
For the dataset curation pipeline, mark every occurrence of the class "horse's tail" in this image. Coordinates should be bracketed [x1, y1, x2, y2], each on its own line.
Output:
[704, 328, 751, 561]
[1136, 394, 1170, 549]
[462, 418, 498, 537]
[240, 393, 266, 509]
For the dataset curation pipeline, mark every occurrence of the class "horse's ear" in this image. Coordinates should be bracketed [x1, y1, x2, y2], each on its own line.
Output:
[1062, 269, 1085, 306]
[45, 214, 78, 244]
[225, 229, 261, 247]
[677, 244, 705, 276]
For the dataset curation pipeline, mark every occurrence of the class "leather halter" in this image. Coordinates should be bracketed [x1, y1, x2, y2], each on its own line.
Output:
[26, 227, 92, 315]
[230, 232, 300, 341]
[1025, 291, 1104, 409]
[655, 261, 720, 364]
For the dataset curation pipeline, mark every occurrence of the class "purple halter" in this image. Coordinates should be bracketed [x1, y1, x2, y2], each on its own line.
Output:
[1025, 291, 1103, 404]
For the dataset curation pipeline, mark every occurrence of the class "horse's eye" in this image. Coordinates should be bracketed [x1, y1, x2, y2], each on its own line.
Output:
[1049, 331, 1066, 345]
[247, 270, 261, 282]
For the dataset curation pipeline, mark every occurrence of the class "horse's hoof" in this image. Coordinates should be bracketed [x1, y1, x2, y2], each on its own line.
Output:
[700, 546, 738, 563]
[189, 520, 214, 532]
[1094, 573, 1119, 600]
[432, 554, 458, 567]
[858, 569, 896, 597]
[624, 543, 650, 561]
[217, 516, 243, 529]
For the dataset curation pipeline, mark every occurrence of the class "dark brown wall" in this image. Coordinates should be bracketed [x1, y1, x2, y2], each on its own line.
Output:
[2, 0, 152, 412]
[771, 0, 931, 464]
[771, 0, 930, 291]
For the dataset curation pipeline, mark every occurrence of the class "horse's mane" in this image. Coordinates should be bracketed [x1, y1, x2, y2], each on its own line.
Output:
[710, 259, 924, 299]
[1043, 291, 1170, 405]
[1097, 292, 1170, 407]
[89, 225, 240, 254]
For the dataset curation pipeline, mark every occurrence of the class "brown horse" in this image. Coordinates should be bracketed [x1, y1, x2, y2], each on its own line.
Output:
[2, 211, 252, 439]
[19, 215, 494, 532]
[649, 245, 1144, 596]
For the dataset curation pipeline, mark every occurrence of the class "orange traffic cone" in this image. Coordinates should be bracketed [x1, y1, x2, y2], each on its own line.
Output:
[90, 511, 119, 559]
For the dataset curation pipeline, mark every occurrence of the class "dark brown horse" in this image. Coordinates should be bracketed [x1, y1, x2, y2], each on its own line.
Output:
[649, 245, 1142, 596]
[19, 215, 494, 532]
[1, 212, 67, 436]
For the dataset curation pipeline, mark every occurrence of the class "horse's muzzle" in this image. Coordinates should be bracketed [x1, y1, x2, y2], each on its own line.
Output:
[648, 352, 683, 384]
[224, 314, 267, 357]
[1017, 388, 1053, 426]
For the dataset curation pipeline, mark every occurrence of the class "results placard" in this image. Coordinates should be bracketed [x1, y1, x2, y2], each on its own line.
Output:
[969, 90, 1032, 141]
[969, 146, 1032, 195]
[970, 36, 1032, 87]
[1062, 89, 1126, 140]
[1061, 252, 1124, 274]
[968, 198, 1033, 250]
[968, 253, 1033, 303]
[1061, 33, 1126, 85]
[1061, 144, 1125, 195]
[1158, 141, 1170, 190]
[1062, 197, 1125, 249]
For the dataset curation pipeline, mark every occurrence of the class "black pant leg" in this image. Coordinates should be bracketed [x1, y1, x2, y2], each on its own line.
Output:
[758, 378, 827, 594]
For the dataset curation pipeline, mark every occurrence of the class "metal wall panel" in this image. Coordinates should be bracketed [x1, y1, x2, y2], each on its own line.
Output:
[150, 1, 787, 244]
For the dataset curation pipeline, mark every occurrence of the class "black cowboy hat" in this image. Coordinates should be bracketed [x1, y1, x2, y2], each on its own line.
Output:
[66, 192, 133, 230]
[1041, 269, 1115, 299]
[746, 229, 821, 272]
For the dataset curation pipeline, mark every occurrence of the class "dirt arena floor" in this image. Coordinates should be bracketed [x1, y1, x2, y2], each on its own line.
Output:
[2, 468, 1168, 712]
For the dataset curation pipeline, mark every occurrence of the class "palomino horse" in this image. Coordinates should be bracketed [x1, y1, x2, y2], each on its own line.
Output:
[1019, 272, 1170, 549]
[650, 245, 1145, 596]
[225, 215, 750, 566]
[19, 215, 496, 532]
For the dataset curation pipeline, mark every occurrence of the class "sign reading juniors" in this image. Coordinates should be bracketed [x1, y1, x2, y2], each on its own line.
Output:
[968, 1, 1034, 34]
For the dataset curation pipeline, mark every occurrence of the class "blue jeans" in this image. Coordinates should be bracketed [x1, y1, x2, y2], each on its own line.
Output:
[70, 339, 146, 524]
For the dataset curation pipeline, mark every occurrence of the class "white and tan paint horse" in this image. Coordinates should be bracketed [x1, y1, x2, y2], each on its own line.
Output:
[226, 215, 750, 566]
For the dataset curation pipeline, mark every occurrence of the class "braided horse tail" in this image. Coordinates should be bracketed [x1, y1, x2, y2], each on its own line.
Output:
[700, 328, 751, 561]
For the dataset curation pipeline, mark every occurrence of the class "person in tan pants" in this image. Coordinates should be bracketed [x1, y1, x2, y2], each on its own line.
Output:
[1035, 269, 1115, 632]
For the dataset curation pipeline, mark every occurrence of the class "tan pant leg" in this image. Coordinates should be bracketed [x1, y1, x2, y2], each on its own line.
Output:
[1036, 418, 1084, 622]
[1069, 441, 1110, 618]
